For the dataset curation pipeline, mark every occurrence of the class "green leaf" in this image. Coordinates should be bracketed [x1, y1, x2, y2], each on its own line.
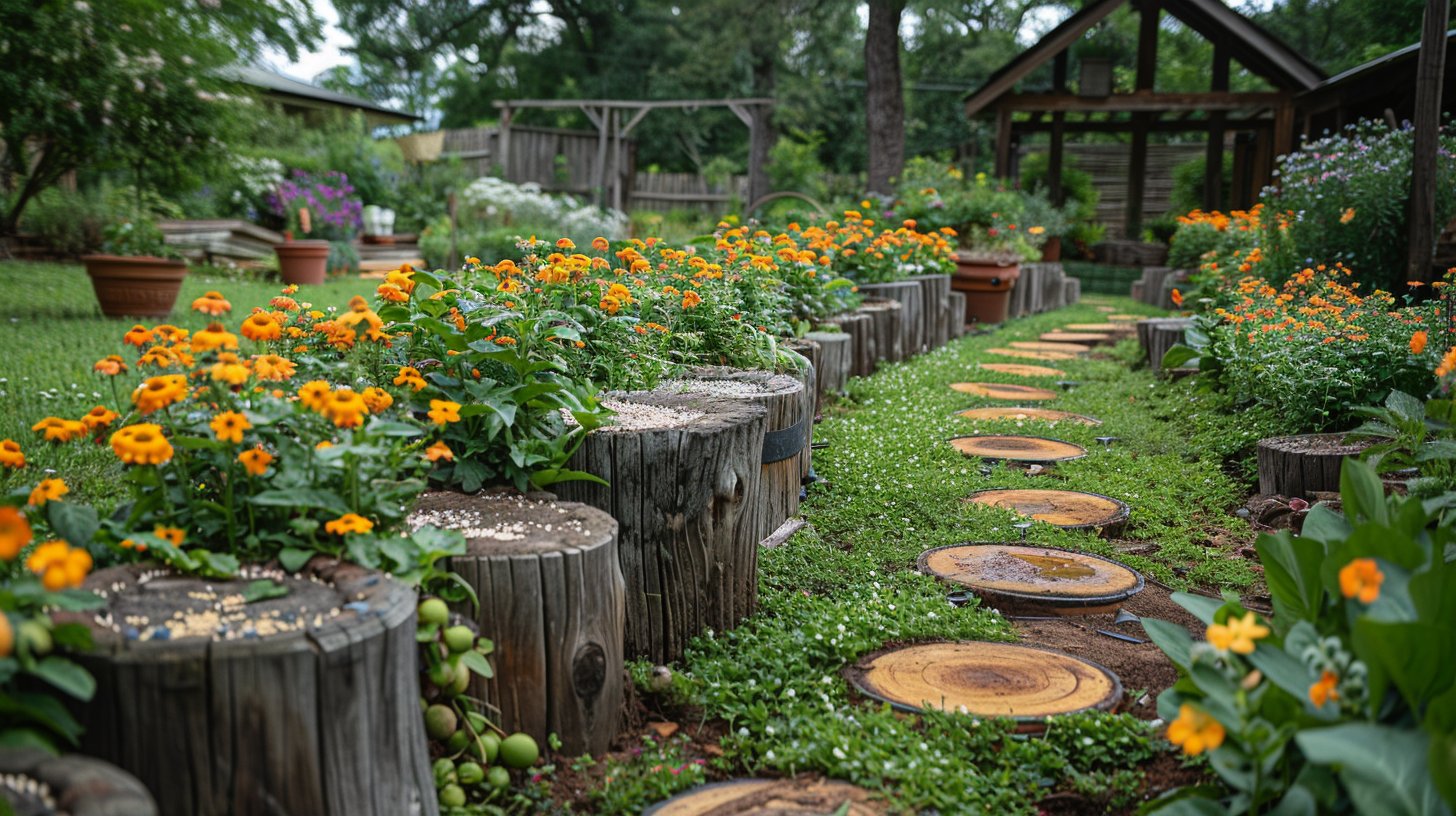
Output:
[1296, 723, 1448, 816]
[1340, 459, 1389, 526]
[248, 489, 351, 515]
[278, 546, 313, 572]
[1142, 618, 1195, 670]
[1386, 390, 1426, 424]
[1171, 592, 1224, 625]
[45, 501, 99, 548]
[49, 622, 93, 651]
[1160, 344, 1200, 370]
[0, 728, 63, 755]
[1255, 531, 1325, 627]
[1300, 505, 1352, 544]
[29, 657, 96, 701]
[1267, 785, 1318, 816]
[241, 580, 290, 604]
[364, 419, 423, 438]
[1145, 795, 1230, 815]
[459, 648, 494, 680]
[193, 550, 240, 578]
[1245, 642, 1318, 704]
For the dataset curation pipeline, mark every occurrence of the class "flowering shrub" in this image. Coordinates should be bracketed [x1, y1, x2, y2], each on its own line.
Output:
[1143, 459, 1456, 815]
[270, 169, 364, 240]
[1167, 206, 1262, 274]
[789, 208, 958, 285]
[456, 177, 627, 242]
[891, 161, 1055, 262]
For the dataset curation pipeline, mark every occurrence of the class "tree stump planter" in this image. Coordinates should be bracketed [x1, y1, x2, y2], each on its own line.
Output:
[907, 273, 951, 351]
[956, 406, 1102, 426]
[950, 382, 1060, 401]
[408, 491, 624, 756]
[0, 747, 157, 816]
[1037, 264, 1068, 311]
[857, 281, 923, 355]
[986, 348, 1078, 362]
[805, 329, 851, 403]
[778, 353, 818, 484]
[918, 544, 1144, 616]
[1010, 340, 1091, 354]
[674, 368, 813, 544]
[948, 435, 1087, 464]
[1136, 318, 1196, 375]
[554, 392, 767, 663]
[947, 291, 967, 338]
[58, 559, 435, 816]
[857, 298, 904, 364]
[834, 311, 877, 378]
[1256, 434, 1373, 499]
[977, 363, 1066, 378]
[965, 489, 1130, 537]
[645, 778, 883, 815]
[845, 642, 1122, 729]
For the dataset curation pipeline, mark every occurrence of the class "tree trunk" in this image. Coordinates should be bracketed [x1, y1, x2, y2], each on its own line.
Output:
[747, 19, 778, 206]
[865, 0, 907, 195]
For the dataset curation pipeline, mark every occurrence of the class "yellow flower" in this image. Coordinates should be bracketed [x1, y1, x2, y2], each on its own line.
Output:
[191, 291, 232, 315]
[393, 366, 427, 392]
[319, 388, 369, 429]
[110, 423, 174, 466]
[191, 322, 239, 352]
[1167, 704, 1225, 756]
[0, 506, 33, 560]
[325, 513, 374, 535]
[361, 386, 393, 413]
[1339, 558, 1383, 604]
[1028, 225, 1046, 235]
[599, 295, 622, 315]
[27, 478, 68, 507]
[252, 354, 297, 382]
[0, 439, 24, 469]
[297, 380, 333, 410]
[210, 360, 251, 386]
[681, 290, 703, 309]
[132, 374, 189, 414]
[1309, 670, 1339, 708]
[80, 405, 119, 432]
[1205, 611, 1269, 655]
[240, 312, 283, 342]
[122, 324, 154, 347]
[210, 411, 251, 444]
[26, 540, 92, 591]
[31, 417, 87, 443]
[238, 446, 273, 477]
[428, 399, 462, 425]
[424, 440, 454, 462]
[153, 526, 185, 546]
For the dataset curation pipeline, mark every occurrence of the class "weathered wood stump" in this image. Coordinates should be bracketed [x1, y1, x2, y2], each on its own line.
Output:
[948, 435, 1087, 463]
[779, 352, 817, 484]
[409, 491, 624, 756]
[857, 281, 923, 356]
[1136, 317, 1196, 375]
[675, 368, 813, 545]
[1130, 280, 1146, 302]
[950, 382, 1060, 401]
[918, 544, 1144, 616]
[965, 488, 1130, 536]
[1007, 266, 1030, 318]
[1137, 267, 1172, 306]
[1039, 264, 1067, 310]
[908, 273, 951, 350]
[645, 778, 883, 815]
[59, 559, 435, 816]
[834, 311, 877, 378]
[805, 329, 851, 402]
[858, 298, 904, 364]
[1063, 277, 1081, 305]
[1256, 433, 1373, 499]
[0, 747, 157, 816]
[947, 292, 967, 338]
[555, 392, 767, 663]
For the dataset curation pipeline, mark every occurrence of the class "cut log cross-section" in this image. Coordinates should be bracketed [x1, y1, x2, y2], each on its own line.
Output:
[977, 363, 1065, 377]
[644, 778, 884, 815]
[1040, 331, 1114, 345]
[555, 390, 767, 663]
[956, 406, 1101, 426]
[918, 544, 1144, 615]
[986, 347, 1078, 361]
[950, 382, 1060, 401]
[858, 281, 924, 355]
[1010, 341, 1091, 354]
[58, 559, 436, 816]
[948, 435, 1087, 463]
[965, 488, 1130, 536]
[409, 491, 625, 756]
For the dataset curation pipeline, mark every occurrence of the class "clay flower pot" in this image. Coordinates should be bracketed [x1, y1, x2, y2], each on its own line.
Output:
[952, 252, 1022, 325]
[274, 240, 330, 286]
[81, 254, 189, 318]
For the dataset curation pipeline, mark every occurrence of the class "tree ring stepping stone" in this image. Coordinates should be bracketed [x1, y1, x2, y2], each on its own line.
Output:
[917, 543, 1144, 615]
[949, 435, 1087, 463]
[846, 642, 1122, 725]
[951, 382, 1059, 401]
[1040, 332, 1113, 344]
[965, 488, 1130, 535]
[1107, 314, 1141, 322]
[1064, 323, 1134, 333]
[956, 407, 1101, 426]
[986, 347, 1077, 361]
[644, 777, 883, 815]
[1009, 340, 1090, 354]
[977, 362, 1066, 377]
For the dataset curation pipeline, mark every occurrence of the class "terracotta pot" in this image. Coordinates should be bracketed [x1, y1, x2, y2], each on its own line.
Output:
[274, 240, 330, 286]
[952, 254, 1021, 325]
[81, 254, 188, 318]
[1040, 236, 1062, 262]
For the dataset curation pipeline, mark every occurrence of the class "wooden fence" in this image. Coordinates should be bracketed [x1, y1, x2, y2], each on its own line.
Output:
[1020, 143, 1206, 234]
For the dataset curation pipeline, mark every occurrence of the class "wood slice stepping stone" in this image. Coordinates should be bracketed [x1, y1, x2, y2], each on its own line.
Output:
[1009, 340, 1091, 354]
[1040, 331, 1114, 344]
[965, 489, 1130, 535]
[977, 362, 1065, 377]
[846, 642, 1122, 724]
[950, 382, 1059, 401]
[1096, 305, 1116, 313]
[956, 407, 1102, 426]
[1107, 314, 1141, 322]
[949, 435, 1087, 463]
[645, 777, 882, 815]
[918, 544, 1144, 615]
[986, 347, 1078, 361]
[1064, 323, 1134, 333]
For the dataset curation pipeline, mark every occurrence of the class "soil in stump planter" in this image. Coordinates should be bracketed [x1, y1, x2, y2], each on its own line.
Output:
[977, 362, 1065, 378]
[846, 642, 1122, 727]
[274, 239, 331, 286]
[81, 255, 188, 318]
[1256, 433, 1372, 499]
[57, 558, 436, 816]
[952, 255, 1021, 325]
[409, 491, 625, 756]
[956, 406, 1102, 426]
[554, 392, 766, 663]
[948, 435, 1087, 464]
[950, 382, 1060, 401]
[0, 747, 158, 816]
[918, 544, 1144, 615]
[965, 488, 1130, 536]
[857, 281, 923, 356]
[645, 778, 884, 815]
[986, 347, 1078, 362]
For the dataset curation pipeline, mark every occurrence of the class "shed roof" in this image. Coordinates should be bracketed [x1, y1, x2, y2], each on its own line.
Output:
[226, 65, 420, 126]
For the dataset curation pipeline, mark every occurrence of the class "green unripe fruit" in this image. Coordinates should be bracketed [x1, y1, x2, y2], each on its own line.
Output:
[487, 766, 511, 789]
[456, 761, 484, 786]
[466, 712, 488, 735]
[428, 661, 454, 689]
[481, 733, 501, 764]
[418, 598, 449, 626]
[499, 733, 539, 769]
[432, 758, 456, 788]
[18, 621, 51, 656]
[446, 729, 469, 753]
[443, 625, 474, 654]
[424, 704, 458, 741]
[439, 783, 466, 808]
[449, 661, 471, 696]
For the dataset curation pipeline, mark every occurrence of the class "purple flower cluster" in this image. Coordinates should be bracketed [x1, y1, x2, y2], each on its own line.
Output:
[268, 169, 363, 237]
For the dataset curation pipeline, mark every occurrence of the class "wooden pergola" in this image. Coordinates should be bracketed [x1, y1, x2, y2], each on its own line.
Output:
[962, 0, 1324, 238]
[492, 98, 775, 211]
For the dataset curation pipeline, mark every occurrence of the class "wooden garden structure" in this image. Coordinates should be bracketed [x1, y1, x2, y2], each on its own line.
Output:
[962, 0, 1324, 238]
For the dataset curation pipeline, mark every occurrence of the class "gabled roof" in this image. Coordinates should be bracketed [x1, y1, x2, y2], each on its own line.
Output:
[224, 65, 420, 126]
[1308, 29, 1455, 93]
[963, 0, 1325, 116]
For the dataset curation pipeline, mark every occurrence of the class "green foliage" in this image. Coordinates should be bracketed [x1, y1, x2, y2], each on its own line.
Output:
[768, 130, 830, 200]
[18, 188, 110, 257]
[571, 736, 709, 814]
[101, 217, 180, 260]
[1169, 154, 1233, 217]
[1348, 390, 1456, 498]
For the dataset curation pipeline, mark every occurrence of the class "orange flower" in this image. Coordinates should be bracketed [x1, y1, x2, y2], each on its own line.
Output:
[319, 388, 369, 428]
[27, 478, 68, 506]
[424, 440, 454, 462]
[1167, 704, 1224, 756]
[377, 282, 409, 302]
[0, 439, 24, 469]
[297, 380, 332, 410]
[1171, 288, 1184, 307]
[1340, 208, 1356, 224]
[556, 237, 576, 250]
[428, 400, 461, 425]
[252, 354, 297, 382]
[270, 296, 300, 311]
[93, 355, 128, 376]
[210, 360, 251, 386]
[1438, 346, 1456, 378]
[110, 423, 174, 465]
[240, 312, 283, 342]
[1410, 330, 1428, 355]
[0, 506, 33, 560]
[1308, 670, 1339, 708]
[682, 290, 703, 309]
[80, 405, 119, 432]
[591, 236, 610, 252]
[325, 513, 374, 535]
[153, 526, 185, 546]
[599, 295, 622, 315]
[1338, 558, 1383, 604]
[191, 322, 239, 352]
[191, 291, 232, 315]
[122, 324, 154, 347]
[1205, 611, 1270, 655]
[25, 540, 91, 590]
[132, 374, 189, 414]
[31, 417, 87, 443]
[238, 446, 273, 477]
[393, 366, 427, 392]
[361, 386, 393, 413]
[210, 411, 251, 444]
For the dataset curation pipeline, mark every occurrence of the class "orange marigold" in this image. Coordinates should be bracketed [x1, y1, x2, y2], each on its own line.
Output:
[31, 417, 87, 443]
[238, 446, 273, 477]
[1411, 330, 1429, 355]
[0, 439, 24, 469]
[27, 478, 67, 506]
[132, 374, 189, 414]
[110, 423, 174, 465]
[1308, 669, 1340, 708]
[240, 312, 283, 342]
[1338, 558, 1383, 604]
[191, 291, 232, 315]
[80, 405, 119, 431]
[26, 540, 92, 591]
[93, 355, 129, 376]
[0, 506, 32, 560]
[325, 513, 374, 535]
[210, 411, 251, 444]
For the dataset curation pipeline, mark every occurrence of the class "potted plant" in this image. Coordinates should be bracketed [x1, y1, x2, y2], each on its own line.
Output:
[1018, 190, 1075, 263]
[81, 216, 188, 318]
[270, 170, 363, 286]
[1073, 30, 1123, 98]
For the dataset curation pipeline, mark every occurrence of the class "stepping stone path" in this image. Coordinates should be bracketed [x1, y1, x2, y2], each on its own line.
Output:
[1063, 323, 1134, 334]
[956, 406, 1101, 426]
[846, 642, 1122, 725]
[1008, 340, 1091, 353]
[948, 435, 1087, 463]
[965, 488, 1130, 534]
[918, 544, 1144, 615]
[950, 382, 1059, 401]
[987, 347, 1077, 361]
[646, 778, 883, 815]
[1039, 331, 1115, 345]
[977, 362, 1065, 377]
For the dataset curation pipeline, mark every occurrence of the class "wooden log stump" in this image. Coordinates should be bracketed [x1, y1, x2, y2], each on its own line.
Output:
[1019, 264, 1044, 315]
[858, 298, 904, 364]
[1007, 267, 1029, 318]
[1039, 264, 1066, 311]
[857, 281, 923, 356]
[1130, 280, 1146, 302]
[1138, 267, 1171, 306]
[0, 747, 157, 816]
[908, 273, 951, 350]
[946, 292, 967, 338]
[834, 311, 876, 378]
[408, 491, 624, 756]
[1064, 277, 1081, 305]
[59, 559, 435, 816]
[674, 368, 813, 545]
[554, 392, 766, 663]
[1256, 434, 1373, 499]
[806, 329, 851, 402]
[1136, 317, 1195, 372]
[779, 352, 817, 484]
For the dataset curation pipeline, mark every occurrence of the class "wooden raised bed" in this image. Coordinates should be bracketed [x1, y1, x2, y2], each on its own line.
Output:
[1136, 317, 1196, 375]
[410, 491, 624, 756]
[833, 310, 877, 378]
[555, 391, 767, 663]
[857, 281, 922, 356]
[857, 298, 904, 365]
[1256, 433, 1372, 499]
[805, 329, 851, 403]
[907, 273, 951, 351]
[60, 559, 436, 816]
[0, 747, 157, 815]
